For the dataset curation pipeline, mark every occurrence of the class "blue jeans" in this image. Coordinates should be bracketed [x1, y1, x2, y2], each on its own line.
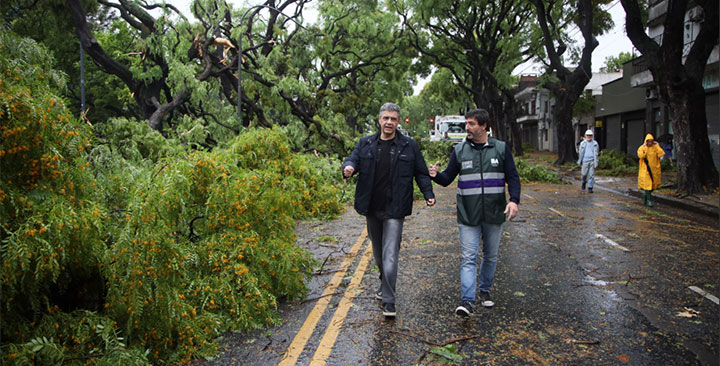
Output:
[458, 223, 502, 303]
[581, 161, 595, 189]
[366, 215, 404, 304]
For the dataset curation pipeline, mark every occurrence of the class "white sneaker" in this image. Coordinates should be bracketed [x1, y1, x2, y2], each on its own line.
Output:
[479, 291, 494, 308]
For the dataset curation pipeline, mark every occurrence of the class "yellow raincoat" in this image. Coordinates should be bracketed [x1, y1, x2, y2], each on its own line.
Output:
[637, 133, 665, 190]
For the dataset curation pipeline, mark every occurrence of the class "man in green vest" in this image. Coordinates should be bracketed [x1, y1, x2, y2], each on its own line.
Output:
[429, 108, 521, 316]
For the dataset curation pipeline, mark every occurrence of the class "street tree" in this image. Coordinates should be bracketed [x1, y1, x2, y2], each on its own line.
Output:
[7, 0, 413, 153]
[531, 0, 613, 165]
[184, 0, 415, 152]
[601, 51, 634, 72]
[404, 69, 472, 137]
[309, 0, 416, 138]
[394, 0, 535, 155]
[620, 0, 719, 193]
[2, 0, 137, 122]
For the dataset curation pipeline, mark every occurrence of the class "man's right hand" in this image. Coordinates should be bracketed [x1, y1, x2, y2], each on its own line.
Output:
[429, 161, 440, 178]
[343, 165, 355, 178]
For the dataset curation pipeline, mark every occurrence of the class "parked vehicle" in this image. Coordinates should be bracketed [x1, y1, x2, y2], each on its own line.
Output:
[429, 115, 466, 142]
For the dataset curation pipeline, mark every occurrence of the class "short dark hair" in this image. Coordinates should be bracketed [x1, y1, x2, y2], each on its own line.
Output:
[465, 108, 490, 126]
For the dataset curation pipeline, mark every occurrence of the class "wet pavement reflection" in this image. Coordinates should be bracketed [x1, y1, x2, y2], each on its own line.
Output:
[196, 181, 718, 366]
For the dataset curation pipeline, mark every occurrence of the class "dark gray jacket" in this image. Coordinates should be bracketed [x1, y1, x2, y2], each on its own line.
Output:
[342, 132, 434, 218]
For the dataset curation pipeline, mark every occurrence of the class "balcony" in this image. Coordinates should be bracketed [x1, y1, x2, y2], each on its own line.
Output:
[630, 56, 654, 87]
[648, 0, 667, 27]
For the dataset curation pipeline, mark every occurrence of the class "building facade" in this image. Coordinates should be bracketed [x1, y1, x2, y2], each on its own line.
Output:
[608, 0, 720, 165]
[515, 75, 556, 152]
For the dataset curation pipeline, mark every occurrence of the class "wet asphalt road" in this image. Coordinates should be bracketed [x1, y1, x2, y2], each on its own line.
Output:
[196, 181, 719, 366]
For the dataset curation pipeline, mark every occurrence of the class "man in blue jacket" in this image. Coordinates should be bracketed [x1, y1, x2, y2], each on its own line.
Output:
[342, 102, 436, 318]
[577, 129, 599, 193]
[429, 108, 520, 316]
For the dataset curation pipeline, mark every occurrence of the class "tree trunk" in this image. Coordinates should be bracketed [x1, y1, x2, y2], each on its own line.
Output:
[67, 0, 179, 132]
[489, 99, 507, 141]
[552, 96, 577, 165]
[532, 0, 597, 165]
[503, 89, 523, 156]
[668, 84, 719, 192]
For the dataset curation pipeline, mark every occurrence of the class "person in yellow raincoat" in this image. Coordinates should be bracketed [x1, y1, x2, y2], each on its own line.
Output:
[637, 133, 665, 206]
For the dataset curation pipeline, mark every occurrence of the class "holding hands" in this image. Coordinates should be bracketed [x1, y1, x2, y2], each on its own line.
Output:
[427, 162, 440, 206]
[429, 161, 440, 178]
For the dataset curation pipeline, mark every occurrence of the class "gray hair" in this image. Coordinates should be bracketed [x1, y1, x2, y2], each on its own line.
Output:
[379, 102, 401, 117]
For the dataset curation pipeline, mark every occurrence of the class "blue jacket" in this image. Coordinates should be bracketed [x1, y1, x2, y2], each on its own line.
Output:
[577, 139, 599, 167]
[342, 132, 434, 218]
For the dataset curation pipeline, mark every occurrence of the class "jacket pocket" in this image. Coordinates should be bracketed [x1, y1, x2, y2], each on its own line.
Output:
[359, 150, 374, 171]
[397, 154, 414, 177]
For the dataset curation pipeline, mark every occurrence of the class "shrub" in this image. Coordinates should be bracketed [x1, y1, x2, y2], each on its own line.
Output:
[660, 157, 675, 172]
[1, 31, 344, 365]
[1, 30, 142, 365]
[521, 142, 536, 153]
[94, 129, 345, 363]
[515, 159, 567, 184]
[418, 140, 455, 167]
[596, 149, 636, 176]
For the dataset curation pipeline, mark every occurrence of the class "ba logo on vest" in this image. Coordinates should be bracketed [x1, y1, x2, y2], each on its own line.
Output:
[491, 158, 499, 167]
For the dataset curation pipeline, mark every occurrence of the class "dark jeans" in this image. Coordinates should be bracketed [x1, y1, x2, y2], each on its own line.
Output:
[366, 215, 404, 304]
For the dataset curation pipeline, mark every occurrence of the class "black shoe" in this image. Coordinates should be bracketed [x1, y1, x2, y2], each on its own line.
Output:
[588, 187, 593, 193]
[382, 303, 396, 317]
[581, 182, 586, 190]
[455, 301, 473, 316]
[375, 290, 382, 300]
[479, 291, 494, 308]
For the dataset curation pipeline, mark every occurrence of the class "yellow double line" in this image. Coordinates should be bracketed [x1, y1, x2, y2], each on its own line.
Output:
[279, 228, 373, 366]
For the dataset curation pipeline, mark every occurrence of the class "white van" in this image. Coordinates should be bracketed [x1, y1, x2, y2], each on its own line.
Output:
[429, 115, 466, 142]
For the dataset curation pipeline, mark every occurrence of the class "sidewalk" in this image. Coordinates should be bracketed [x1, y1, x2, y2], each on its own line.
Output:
[568, 168, 718, 219]
[522, 151, 719, 218]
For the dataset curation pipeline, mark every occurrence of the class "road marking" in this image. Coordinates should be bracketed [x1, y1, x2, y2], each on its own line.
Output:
[595, 234, 629, 252]
[689, 286, 720, 305]
[310, 242, 374, 365]
[548, 207, 565, 217]
[523, 193, 535, 200]
[278, 229, 368, 366]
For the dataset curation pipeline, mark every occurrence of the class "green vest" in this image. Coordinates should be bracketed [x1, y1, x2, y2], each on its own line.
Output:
[454, 137, 507, 225]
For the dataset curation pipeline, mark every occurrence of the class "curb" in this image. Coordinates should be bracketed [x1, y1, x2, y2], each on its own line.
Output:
[626, 188, 719, 218]
[562, 173, 719, 218]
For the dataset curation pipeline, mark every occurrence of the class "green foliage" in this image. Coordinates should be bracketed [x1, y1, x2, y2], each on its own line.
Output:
[515, 159, 567, 184]
[1, 32, 344, 365]
[521, 142, 537, 153]
[572, 92, 596, 117]
[429, 343, 465, 363]
[601, 51, 634, 73]
[418, 140, 455, 168]
[596, 149, 636, 176]
[660, 157, 675, 172]
[1, 29, 142, 365]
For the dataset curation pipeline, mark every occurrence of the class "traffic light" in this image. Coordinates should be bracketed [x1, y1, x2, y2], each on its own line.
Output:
[404, 117, 410, 123]
[429, 118, 434, 124]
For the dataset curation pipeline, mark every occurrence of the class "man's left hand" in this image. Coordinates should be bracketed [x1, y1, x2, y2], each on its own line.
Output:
[504, 201, 518, 221]
[426, 198, 436, 206]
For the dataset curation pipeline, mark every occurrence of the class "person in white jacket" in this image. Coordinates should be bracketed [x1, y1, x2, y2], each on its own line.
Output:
[577, 130, 599, 193]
